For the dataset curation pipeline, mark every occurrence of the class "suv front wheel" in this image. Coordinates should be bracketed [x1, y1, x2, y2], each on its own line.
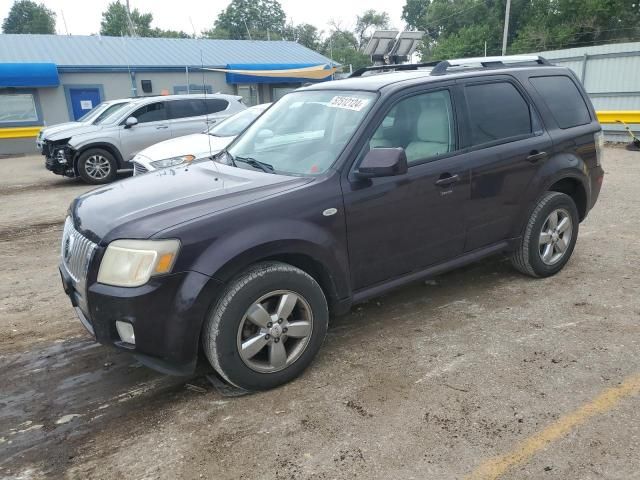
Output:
[202, 261, 329, 391]
[77, 148, 118, 184]
[511, 191, 579, 278]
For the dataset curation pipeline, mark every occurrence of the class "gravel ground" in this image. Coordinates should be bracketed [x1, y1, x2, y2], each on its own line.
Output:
[0, 148, 639, 480]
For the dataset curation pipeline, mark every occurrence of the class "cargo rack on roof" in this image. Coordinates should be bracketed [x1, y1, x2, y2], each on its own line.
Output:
[350, 55, 551, 78]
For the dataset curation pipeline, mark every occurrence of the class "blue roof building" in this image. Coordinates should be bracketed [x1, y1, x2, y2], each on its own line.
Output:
[0, 34, 337, 154]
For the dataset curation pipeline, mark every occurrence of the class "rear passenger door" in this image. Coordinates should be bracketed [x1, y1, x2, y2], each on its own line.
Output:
[167, 98, 230, 138]
[456, 76, 553, 251]
[343, 86, 470, 290]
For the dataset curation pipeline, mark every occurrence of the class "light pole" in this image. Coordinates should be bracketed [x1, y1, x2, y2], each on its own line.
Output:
[501, 0, 512, 55]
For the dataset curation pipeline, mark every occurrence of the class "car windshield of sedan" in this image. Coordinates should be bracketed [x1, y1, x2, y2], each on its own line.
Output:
[225, 90, 376, 175]
[208, 107, 264, 137]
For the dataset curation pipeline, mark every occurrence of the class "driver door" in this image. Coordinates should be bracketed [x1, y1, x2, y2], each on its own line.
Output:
[119, 101, 171, 161]
[342, 87, 470, 290]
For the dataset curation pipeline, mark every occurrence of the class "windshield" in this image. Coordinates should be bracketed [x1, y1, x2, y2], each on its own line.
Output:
[94, 102, 131, 125]
[76, 102, 108, 122]
[226, 90, 376, 176]
[208, 106, 265, 137]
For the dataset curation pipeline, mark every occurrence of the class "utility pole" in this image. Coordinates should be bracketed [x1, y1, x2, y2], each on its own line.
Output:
[501, 0, 511, 55]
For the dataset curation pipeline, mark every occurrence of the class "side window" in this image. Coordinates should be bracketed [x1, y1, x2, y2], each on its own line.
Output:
[168, 99, 206, 120]
[205, 99, 229, 114]
[131, 102, 166, 123]
[465, 82, 532, 146]
[369, 90, 455, 165]
[529, 75, 591, 129]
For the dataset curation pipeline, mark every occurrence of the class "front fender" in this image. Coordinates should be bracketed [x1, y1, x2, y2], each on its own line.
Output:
[191, 217, 351, 301]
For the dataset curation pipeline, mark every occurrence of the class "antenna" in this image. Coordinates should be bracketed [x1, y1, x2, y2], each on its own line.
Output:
[60, 10, 69, 35]
[200, 49, 216, 168]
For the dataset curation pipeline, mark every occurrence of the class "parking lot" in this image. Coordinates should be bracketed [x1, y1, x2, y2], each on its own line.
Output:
[0, 147, 639, 479]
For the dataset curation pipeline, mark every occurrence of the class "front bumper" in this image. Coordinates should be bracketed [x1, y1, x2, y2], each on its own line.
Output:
[60, 263, 223, 375]
[44, 145, 75, 177]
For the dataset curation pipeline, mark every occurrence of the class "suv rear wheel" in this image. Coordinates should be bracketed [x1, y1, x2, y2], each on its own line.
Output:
[202, 261, 328, 391]
[77, 148, 118, 184]
[511, 191, 579, 277]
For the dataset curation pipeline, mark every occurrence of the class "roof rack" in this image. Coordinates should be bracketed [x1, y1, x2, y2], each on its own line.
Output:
[350, 61, 440, 78]
[430, 55, 551, 75]
[349, 55, 551, 79]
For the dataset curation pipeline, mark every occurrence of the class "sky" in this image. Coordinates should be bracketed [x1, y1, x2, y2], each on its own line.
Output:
[0, 0, 407, 37]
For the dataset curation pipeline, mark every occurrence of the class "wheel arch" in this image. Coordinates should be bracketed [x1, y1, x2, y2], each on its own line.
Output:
[547, 176, 588, 221]
[73, 142, 125, 173]
[209, 241, 350, 316]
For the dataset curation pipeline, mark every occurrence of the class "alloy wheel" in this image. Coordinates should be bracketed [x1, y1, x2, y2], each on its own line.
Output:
[236, 290, 313, 373]
[85, 155, 111, 180]
[538, 208, 573, 265]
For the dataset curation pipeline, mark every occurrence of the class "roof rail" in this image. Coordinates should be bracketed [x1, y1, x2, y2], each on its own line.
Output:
[350, 61, 440, 78]
[430, 55, 551, 75]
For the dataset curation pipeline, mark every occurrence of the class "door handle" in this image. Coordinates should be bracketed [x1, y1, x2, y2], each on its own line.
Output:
[527, 150, 548, 162]
[206, 119, 217, 124]
[156, 125, 169, 130]
[435, 173, 460, 186]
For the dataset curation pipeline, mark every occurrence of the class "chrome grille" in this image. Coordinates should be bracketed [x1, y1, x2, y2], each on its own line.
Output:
[61, 217, 97, 287]
[133, 161, 148, 175]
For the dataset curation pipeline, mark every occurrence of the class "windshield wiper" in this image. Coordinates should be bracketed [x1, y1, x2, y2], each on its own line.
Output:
[234, 156, 274, 173]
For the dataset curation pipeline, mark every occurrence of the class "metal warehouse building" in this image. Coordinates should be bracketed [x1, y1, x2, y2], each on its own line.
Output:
[0, 34, 337, 155]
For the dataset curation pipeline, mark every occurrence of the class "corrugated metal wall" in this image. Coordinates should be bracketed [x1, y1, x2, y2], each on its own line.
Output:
[533, 42, 640, 141]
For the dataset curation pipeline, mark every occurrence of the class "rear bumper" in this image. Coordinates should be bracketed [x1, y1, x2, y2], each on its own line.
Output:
[60, 264, 223, 375]
[588, 165, 605, 211]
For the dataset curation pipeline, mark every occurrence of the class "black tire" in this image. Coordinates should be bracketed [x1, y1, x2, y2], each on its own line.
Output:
[511, 191, 579, 278]
[77, 148, 118, 184]
[202, 261, 329, 391]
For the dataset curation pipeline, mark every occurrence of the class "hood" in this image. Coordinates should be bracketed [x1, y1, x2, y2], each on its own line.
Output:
[47, 123, 103, 142]
[72, 162, 310, 243]
[41, 122, 84, 139]
[136, 133, 234, 162]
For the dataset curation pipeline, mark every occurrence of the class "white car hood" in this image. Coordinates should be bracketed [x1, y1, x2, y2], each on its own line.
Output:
[41, 122, 84, 139]
[136, 133, 235, 161]
[47, 123, 104, 142]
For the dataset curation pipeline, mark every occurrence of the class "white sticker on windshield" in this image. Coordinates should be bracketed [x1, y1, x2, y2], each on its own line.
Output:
[328, 96, 370, 112]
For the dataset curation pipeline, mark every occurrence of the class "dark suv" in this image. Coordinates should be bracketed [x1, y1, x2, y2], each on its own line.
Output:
[60, 56, 604, 391]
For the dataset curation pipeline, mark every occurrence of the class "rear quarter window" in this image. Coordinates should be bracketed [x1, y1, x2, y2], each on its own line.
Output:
[205, 99, 229, 114]
[529, 76, 591, 129]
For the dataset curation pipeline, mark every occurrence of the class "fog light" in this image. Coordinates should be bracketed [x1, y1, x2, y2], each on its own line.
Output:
[116, 321, 135, 345]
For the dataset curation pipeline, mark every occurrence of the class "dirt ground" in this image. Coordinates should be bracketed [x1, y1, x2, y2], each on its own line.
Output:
[1, 148, 639, 480]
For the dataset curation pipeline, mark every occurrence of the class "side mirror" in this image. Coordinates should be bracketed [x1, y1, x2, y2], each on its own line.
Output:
[124, 116, 138, 129]
[355, 148, 408, 179]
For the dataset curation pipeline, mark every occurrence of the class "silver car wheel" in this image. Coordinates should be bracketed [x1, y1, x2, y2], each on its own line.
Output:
[539, 208, 573, 265]
[236, 290, 313, 373]
[84, 155, 111, 180]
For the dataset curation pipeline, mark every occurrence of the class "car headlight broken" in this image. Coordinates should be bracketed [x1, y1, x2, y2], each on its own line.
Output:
[97, 239, 180, 287]
[150, 155, 195, 169]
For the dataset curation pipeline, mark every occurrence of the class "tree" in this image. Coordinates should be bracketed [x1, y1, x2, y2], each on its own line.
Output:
[2, 0, 55, 34]
[322, 28, 370, 70]
[355, 9, 390, 48]
[402, 0, 640, 59]
[287, 23, 322, 51]
[100, 1, 153, 36]
[204, 0, 286, 40]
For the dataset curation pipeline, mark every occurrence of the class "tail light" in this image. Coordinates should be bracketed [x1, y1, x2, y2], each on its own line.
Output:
[594, 131, 604, 167]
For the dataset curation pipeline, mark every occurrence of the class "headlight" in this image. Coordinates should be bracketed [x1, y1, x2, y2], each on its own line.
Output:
[97, 239, 180, 287]
[150, 155, 195, 169]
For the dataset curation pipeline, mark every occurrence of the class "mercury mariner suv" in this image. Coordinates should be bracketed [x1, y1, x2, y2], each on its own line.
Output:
[59, 56, 604, 391]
